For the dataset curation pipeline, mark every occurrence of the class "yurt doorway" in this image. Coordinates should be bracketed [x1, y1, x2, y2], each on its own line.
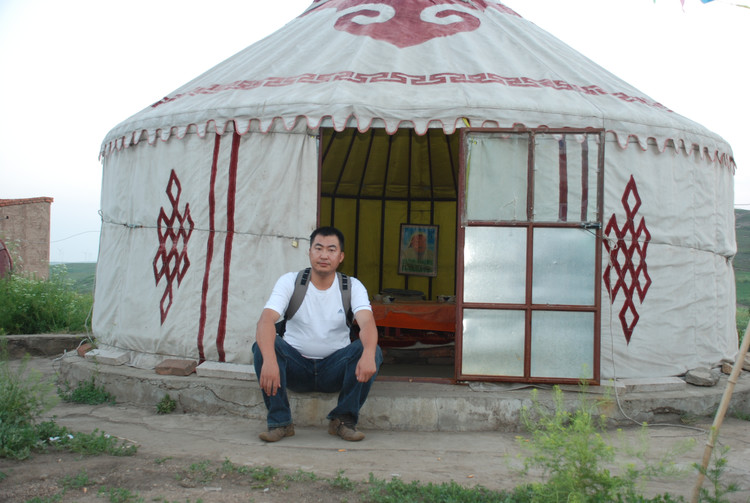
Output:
[318, 127, 459, 382]
[457, 129, 605, 384]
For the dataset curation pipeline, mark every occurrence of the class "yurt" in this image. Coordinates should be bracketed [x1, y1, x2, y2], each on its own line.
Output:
[96, 0, 738, 384]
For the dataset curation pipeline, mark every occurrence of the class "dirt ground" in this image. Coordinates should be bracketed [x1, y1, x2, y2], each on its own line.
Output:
[2, 356, 750, 502]
[2, 409, 750, 503]
[0, 450, 372, 503]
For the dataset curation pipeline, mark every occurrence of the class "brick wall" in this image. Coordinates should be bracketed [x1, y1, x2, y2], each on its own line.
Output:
[0, 197, 53, 279]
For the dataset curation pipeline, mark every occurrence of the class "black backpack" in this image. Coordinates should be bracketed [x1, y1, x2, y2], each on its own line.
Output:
[275, 268, 354, 337]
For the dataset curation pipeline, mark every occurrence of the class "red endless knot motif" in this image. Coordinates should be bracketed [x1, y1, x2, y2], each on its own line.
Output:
[603, 176, 651, 344]
[153, 170, 194, 324]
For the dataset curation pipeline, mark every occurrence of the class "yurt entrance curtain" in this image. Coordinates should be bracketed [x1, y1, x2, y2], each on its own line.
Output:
[457, 128, 605, 383]
[319, 127, 459, 301]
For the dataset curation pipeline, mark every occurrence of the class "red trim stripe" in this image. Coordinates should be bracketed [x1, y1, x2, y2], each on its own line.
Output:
[215, 131, 240, 362]
[580, 137, 589, 221]
[197, 133, 222, 362]
[558, 138, 568, 222]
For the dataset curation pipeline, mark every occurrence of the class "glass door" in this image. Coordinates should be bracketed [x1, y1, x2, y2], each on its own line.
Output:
[457, 129, 604, 384]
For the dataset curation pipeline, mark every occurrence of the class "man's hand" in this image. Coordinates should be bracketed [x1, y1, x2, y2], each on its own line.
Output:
[259, 358, 282, 396]
[256, 308, 282, 396]
[355, 353, 378, 383]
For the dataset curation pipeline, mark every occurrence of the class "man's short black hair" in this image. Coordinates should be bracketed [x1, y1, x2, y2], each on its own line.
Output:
[310, 226, 345, 252]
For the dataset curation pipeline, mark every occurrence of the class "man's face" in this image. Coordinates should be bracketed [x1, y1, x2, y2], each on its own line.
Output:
[309, 234, 344, 275]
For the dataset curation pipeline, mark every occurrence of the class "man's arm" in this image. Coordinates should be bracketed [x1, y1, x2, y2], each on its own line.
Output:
[256, 308, 282, 396]
[353, 309, 379, 383]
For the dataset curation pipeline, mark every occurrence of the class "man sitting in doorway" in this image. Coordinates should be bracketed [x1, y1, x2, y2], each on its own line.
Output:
[252, 226, 383, 442]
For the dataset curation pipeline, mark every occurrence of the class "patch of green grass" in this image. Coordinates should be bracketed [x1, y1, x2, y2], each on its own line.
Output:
[156, 394, 177, 414]
[0, 347, 135, 460]
[97, 486, 144, 503]
[366, 474, 510, 502]
[0, 348, 60, 459]
[58, 376, 115, 405]
[329, 469, 356, 491]
[60, 468, 90, 490]
[50, 428, 138, 456]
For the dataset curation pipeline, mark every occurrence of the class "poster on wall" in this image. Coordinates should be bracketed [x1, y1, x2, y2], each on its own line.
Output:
[398, 224, 438, 277]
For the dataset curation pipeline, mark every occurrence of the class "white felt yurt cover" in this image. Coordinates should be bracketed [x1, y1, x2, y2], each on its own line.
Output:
[96, 0, 738, 378]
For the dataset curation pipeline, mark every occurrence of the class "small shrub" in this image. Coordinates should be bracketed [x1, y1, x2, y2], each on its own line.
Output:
[156, 394, 177, 414]
[329, 470, 356, 490]
[58, 376, 115, 405]
[0, 348, 60, 459]
[516, 384, 685, 503]
[695, 444, 739, 503]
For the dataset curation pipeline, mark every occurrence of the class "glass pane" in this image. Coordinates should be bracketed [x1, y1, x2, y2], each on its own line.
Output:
[462, 309, 525, 376]
[533, 134, 598, 223]
[530, 311, 594, 379]
[466, 133, 528, 221]
[532, 228, 596, 305]
[464, 226, 526, 304]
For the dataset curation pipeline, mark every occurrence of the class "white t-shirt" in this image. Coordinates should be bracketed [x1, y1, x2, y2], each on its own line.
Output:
[264, 271, 372, 359]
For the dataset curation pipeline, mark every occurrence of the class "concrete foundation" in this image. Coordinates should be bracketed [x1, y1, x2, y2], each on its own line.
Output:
[55, 351, 750, 432]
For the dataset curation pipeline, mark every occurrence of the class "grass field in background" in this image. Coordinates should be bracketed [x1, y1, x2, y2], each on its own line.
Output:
[50, 263, 96, 296]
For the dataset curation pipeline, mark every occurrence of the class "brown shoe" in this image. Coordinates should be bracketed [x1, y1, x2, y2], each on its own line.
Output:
[259, 424, 295, 442]
[328, 417, 365, 441]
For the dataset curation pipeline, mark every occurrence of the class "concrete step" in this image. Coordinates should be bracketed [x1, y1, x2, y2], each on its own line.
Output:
[56, 353, 750, 432]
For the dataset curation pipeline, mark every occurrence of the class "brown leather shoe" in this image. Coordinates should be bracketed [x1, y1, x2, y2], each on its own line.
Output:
[328, 418, 365, 441]
[259, 424, 295, 442]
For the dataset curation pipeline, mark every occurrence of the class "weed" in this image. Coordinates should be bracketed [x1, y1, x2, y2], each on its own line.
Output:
[286, 468, 318, 482]
[248, 465, 279, 484]
[58, 376, 115, 405]
[220, 457, 249, 474]
[366, 473, 510, 502]
[516, 385, 684, 503]
[0, 347, 60, 459]
[156, 393, 177, 414]
[329, 469, 356, 490]
[98, 486, 144, 503]
[49, 428, 138, 456]
[185, 460, 215, 484]
[60, 468, 90, 490]
[695, 444, 740, 503]
[731, 410, 750, 421]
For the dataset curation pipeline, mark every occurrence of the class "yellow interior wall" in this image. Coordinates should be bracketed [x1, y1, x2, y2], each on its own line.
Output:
[319, 128, 458, 300]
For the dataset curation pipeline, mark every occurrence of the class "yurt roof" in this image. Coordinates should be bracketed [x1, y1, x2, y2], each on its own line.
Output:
[100, 0, 734, 167]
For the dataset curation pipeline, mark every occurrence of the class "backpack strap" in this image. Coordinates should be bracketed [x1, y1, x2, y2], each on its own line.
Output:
[284, 268, 311, 322]
[338, 271, 353, 328]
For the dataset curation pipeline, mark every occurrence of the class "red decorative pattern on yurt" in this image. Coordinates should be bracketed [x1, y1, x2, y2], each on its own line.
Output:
[150, 72, 669, 112]
[603, 176, 651, 344]
[313, 0, 518, 48]
[153, 170, 194, 324]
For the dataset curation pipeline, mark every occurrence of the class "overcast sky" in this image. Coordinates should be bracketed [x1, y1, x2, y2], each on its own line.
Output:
[0, 0, 747, 262]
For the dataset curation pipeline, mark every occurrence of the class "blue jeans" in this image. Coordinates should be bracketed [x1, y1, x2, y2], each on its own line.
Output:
[252, 337, 383, 428]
